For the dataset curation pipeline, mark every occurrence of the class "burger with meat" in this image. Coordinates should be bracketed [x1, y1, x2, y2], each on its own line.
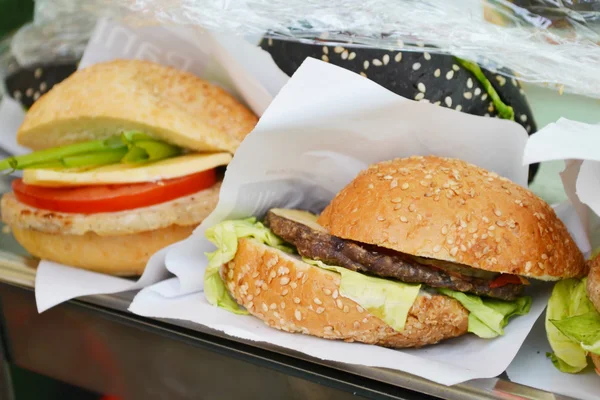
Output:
[205, 156, 585, 347]
[0, 59, 257, 275]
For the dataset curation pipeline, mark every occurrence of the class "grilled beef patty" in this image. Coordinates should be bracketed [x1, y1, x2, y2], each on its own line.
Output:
[265, 210, 524, 300]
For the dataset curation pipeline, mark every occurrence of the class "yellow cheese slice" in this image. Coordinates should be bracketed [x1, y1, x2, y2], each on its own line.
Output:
[23, 152, 232, 187]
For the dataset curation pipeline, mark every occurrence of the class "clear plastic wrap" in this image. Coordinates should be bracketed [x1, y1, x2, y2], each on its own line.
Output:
[15, 0, 600, 99]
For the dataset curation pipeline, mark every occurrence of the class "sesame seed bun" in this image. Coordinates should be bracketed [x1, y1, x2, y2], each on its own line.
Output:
[11, 224, 195, 276]
[223, 238, 469, 348]
[318, 156, 585, 281]
[17, 59, 258, 153]
[586, 256, 600, 314]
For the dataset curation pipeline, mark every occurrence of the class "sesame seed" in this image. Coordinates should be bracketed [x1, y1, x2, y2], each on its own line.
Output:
[262, 303, 268, 312]
[323, 288, 332, 295]
[414, 92, 425, 101]
[467, 78, 473, 88]
[348, 52, 356, 60]
[433, 245, 442, 253]
[481, 234, 488, 239]
[293, 297, 301, 304]
[482, 93, 488, 101]
[474, 88, 482, 96]
[456, 105, 463, 112]
[383, 175, 393, 180]
[281, 302, 286, 309]
[270, 303, 277, 310]
[446, 70, 454, 80]
[526, 125, 532, 133]
[520, 114, 528, 122]
[496, 75, 507, 86]
[247, 301, 254, 309]
[424, 52, 431, 60]
[450, 247, 458, 256]
[39, 82, 47, 92]
[377, 216, 385, 221]
[418, 82, 426, 93]
[494, 209, 502, 217]
[26, 88, 33, 97]
[356, 305, 364, 313]
[34, 68, 43, 78]
[408, 204, 416, 212]
[322, 55, 329, 62]
[363, 60, 369, 70]
[400, 216, 408, 223]
[542, 253, 548, 260]
[295, 310, 302, 321]
[316, 307, 325, 314]
[412, 62, 421, 70]
[391, 197, 402, 203]
[314, 297, 322, 305]
[343, 306, 350, 313]
[390, 179, 398, 188]
[336, 299, 343, 309]
[445, 96, 452, 107]
[341, 50, 349, 60]
[290, 282, 298, 289]
[401, 183, 410, 190]
[255, 288, 261, 296]
[460, 244, 467, 252]
[353, 321, 361, 329]
[373, 58, 383, 66]
[434, 101, 441, 106]
[417, 41, 425, 47]
[525, 261, 532, 271]
[280, 277, 290, 285]
[360, 72, 367, 78]
[383, 54, 390, 65]
[332, 290, 339, 299]
[463, 92, 473, 99]
[324, 325, 334, 332]
[496, 220, 506, 227]
[334, 46, 344, 53]
[433, 69, 441, 78]
[395, 52, 403, 62]
[296, 271, 304, 279]
[441, 225, 448, 235]
[482, 216, 490, 223]
[488, 225, 496, 231]
[452, 64, 460, 71]
[322, 46, 329, 54]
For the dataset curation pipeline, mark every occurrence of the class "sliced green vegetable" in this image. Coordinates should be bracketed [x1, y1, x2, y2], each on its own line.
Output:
[455, 58, 515, 121]
[127, 141, 181, 163]
[546, 278, 595, 373]
[62, 148, 129, 168]
[121, 131, 155, 143]
[303, 259, 420, 331]
[204, 218, 293, 314]
[0, 136, 126, 172]
[547, 352, 587, 374]
[439, 288, 531, 338]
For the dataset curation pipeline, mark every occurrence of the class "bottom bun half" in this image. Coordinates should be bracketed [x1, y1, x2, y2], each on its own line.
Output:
[12, 224, 195, 275]
[222, 238, 469, 348]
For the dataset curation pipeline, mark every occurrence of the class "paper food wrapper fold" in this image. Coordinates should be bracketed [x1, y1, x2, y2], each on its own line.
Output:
[506, 118, 600, 398]
[6, 18, 288, 313]
[129, 57, 588, 385]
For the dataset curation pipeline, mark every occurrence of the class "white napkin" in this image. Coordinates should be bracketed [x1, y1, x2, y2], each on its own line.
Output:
[505, 118, 600, 397]
[128, 58, 586, 385]
[27, 17, 288, 312]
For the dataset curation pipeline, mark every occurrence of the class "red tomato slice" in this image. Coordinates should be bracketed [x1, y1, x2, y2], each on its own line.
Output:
[12, 169, 216, 214]
[489, 274, 528, 289]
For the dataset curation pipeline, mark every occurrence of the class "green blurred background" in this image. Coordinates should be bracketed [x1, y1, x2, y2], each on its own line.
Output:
[0, 0, 34, 38]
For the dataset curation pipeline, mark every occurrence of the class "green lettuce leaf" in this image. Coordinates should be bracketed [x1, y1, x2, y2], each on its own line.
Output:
[439, 289, 531, 338]
[545, 278, 596, 373]
[303, 259, 421, 331]
[204, 218, 293, 314]
[551, 312, 600, 355]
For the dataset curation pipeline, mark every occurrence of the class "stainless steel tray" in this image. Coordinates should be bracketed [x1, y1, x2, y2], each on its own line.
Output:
[0, 225, 575, 400]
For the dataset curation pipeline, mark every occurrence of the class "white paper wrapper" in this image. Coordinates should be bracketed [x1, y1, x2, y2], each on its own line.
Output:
[127, 57, 589, 385]
[0, 96, 28, 156]
[23, 18, 288, 312]
[504, 118, 600, 397]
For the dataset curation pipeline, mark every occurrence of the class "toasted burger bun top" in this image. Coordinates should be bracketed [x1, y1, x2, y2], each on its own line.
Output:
[586, 256, 600, 313]
[318, 156, 585, 280]
[17, 59, 258, 153]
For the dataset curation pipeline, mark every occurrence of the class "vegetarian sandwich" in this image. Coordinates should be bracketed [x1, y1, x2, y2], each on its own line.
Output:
[205, 156, 585, 347]
[0, 59, 257, 275]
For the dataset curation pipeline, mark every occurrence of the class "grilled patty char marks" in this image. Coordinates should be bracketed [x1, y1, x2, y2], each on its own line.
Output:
[265, 210, 524, 301]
